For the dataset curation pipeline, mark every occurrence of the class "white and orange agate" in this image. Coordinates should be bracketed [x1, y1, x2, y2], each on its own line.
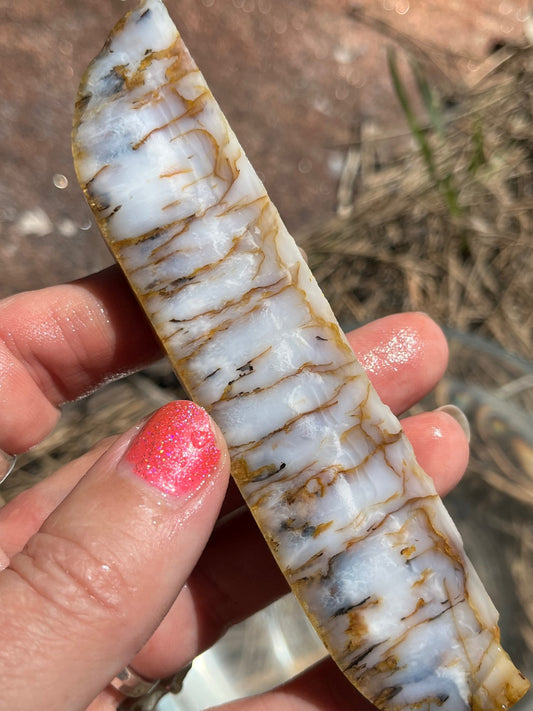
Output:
[72, 1, 529, 708]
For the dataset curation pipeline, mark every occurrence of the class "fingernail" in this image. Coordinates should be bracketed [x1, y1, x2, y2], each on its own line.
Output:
[435, 404, 471, 443]
[125, 401, 221, 497]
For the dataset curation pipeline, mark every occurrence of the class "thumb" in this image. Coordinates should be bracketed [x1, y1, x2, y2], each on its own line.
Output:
[0, 401, 229, 711]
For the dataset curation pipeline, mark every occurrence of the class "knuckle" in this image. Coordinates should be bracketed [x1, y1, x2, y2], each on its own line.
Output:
[9, 531, 132, 626]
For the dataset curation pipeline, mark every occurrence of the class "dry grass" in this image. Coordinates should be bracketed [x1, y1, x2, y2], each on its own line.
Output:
[300, 46, 533, 360]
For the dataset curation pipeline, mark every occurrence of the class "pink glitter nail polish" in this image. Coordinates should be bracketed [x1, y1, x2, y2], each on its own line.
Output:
[125, 401, 221, 497]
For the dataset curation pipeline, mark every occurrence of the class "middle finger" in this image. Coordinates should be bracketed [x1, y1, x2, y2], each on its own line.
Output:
[0, 311, 445, 554]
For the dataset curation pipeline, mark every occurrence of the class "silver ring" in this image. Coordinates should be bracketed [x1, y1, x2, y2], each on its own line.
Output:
[0, 451, 17, 485]
[110, 665, 159, 698]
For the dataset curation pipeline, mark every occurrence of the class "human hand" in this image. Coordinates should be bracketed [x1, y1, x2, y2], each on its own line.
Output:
[0, 266, 469, 711]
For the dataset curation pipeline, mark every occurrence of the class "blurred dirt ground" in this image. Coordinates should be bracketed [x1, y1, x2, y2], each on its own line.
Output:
[2, 1, 533, 707]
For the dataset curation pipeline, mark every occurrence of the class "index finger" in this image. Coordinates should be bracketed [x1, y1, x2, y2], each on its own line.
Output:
[0, 266, 161, 453]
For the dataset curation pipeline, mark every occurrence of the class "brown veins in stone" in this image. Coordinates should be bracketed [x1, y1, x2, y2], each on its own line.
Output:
[148, 215, 197, 258]
[167, 126, 238, 192]
[245, 461, 323, 509]
[220, 359, 341, 404]
[217, 193, 269, 218]
[334, 596, 372, 617]
[162, 198, 182, 211]
[85, 164, 111, 191]
[400, 597, 426, 622]
[232, 376, 359, 456]
[159, 166, 194, 179]
[134, 109, 204, 152]
[372, 686, 403, 707]
[286, 551, 326, 583]
[158, 274, 287, 347]
[374, 591, 466, 670]
[114, 219, 185, 249]
[281, 464, 345, 506]
[114, 41, 200, 105]
[167, 279, 290, 358]
[343, 642, 384, 672]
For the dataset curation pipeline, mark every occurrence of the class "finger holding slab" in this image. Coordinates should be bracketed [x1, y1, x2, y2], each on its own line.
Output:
[72, 1, 529, 709]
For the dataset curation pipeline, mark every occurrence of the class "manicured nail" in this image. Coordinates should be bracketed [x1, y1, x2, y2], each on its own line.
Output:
[125, 401, 221, 497]
[435, 404, 471, 443]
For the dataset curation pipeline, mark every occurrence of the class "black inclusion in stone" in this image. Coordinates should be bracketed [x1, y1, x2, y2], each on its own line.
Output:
[333, 596, 371, 617]
[237, 362, 254, 376]
[101, 67, 125, 97]
[76, 93, 92, 113]
[138, 8, 152, 22]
